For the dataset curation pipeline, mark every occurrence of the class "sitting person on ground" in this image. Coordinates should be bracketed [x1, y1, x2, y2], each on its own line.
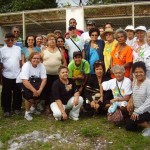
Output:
[16, 52, 47, 121]
[68, 51, 90, 94]
[50, 66, 83, 121]
[84, 61, 113, 114]
[126, 61, 150, 136]
[102, 65, 132, 120]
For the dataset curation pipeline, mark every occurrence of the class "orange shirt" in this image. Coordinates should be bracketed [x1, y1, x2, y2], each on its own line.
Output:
[111, 45, 133, 78]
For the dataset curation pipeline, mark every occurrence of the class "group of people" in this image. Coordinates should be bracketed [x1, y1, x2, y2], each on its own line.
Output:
[0, 18, 150, 136]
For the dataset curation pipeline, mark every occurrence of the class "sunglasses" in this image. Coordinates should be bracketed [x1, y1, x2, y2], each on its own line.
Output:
[6, 39, 14, 42]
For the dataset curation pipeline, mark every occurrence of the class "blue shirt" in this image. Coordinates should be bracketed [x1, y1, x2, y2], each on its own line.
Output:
[89, 47, 100, 74]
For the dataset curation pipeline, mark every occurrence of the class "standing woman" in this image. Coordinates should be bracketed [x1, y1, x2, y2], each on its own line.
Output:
[110, 28, 133, 78]
[22, 35, 41, 64]
[84, 28, 105, 74]
[132, 26, 147, 63]
[101, 28, 118, 72]
[16, 52, 47, 121]
[56, 36, 69, 65]
[41, 33, 67, 115]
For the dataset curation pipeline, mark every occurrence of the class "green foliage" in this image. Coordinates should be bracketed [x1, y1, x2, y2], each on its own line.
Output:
[0, 0, 57, 13]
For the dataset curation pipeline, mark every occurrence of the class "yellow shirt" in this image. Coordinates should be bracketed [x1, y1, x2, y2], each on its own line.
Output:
[103, 40, 118, 71]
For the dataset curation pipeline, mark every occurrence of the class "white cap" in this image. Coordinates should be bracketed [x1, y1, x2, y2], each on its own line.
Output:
[125, 25, 134, 31]
[135, 26, 147, 32]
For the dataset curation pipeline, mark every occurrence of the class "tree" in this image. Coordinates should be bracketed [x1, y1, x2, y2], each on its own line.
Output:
[0, 0, 58, 13]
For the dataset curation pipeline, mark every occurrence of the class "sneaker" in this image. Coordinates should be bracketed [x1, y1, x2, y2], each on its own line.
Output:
[142, 128, 150, 137]
[29, 109, 41, 115]
[4, 112, 10, 117]
[24, 113, 33, 121]
[14, 110, 21, 115]
[69, 115, 79, 121]
[54, 117, 61, 121]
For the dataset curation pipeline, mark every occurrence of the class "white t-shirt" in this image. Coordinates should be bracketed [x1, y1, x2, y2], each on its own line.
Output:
[0, 45, 21, 79]
[102, 77, 132, 98]
[81, 31, 91, 44]
[65, 35, 84, 61]
[16, 61, 47, 83]
[126, 37, 137, 47]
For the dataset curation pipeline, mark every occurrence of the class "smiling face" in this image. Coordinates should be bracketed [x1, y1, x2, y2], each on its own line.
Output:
[95, 65, 104, 78]
[59, 68, 68, 80]
[12, 27, 20, 38]
[114, 69, 124, 81]
[134, 67, 146, 82]
[4, 38, 15, 47]
[27, 36, 35, 47]
[56, 38, 64, 48]
[36, 36, 42, 47]
[105, 32, 114, 42]
[30, 53, 41, 67]
[73, 55, 82, 66]
[136, 30, 146, 41]
[47, 36, 56, 47]
[90, 31, 99, 41]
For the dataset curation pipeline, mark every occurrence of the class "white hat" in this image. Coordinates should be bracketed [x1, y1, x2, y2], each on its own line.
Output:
[125, 25, 134, 31]
[135, 26, 147, 32]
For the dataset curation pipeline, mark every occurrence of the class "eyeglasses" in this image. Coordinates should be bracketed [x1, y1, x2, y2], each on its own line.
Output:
[91, 34, 98, 37]
[32, 58, 40, 60]
[6, 39, 14, 42]
[14, 31, 19, 33]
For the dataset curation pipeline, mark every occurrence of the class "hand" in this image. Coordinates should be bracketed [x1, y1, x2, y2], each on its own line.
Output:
[127, 103, 134, 114]
[95, 103, 100, 111]
[98, 97, 103, 103]
[62, 112, 68, 120]
[73, 98, 78, 106]
[79, 86, 83, 94]
[33, 90, 39, 97]
[77, 74, 84, 80]
[131, 113, 139, 121]
[90, 101, 96, 109]
[110, 99, 116, 104]
[36, 89, 42, 96]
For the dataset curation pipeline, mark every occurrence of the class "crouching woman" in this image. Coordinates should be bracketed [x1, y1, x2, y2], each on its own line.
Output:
[16, 52, 47, 121]
[50, 66, 83, 121]
[126, 61, 150, 136]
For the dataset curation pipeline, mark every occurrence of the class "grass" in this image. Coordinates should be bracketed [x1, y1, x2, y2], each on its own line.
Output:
[0, 108, 150, 150]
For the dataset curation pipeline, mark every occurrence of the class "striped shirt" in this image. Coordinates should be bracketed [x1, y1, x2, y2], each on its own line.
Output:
[133, 78, 150, 114]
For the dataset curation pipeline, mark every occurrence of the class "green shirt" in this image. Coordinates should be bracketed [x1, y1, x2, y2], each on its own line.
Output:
[68, 59, 90, 85]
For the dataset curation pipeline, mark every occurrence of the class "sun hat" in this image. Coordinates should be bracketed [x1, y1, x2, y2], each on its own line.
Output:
[101, 28, 114, 41]
[135, 26, 147, 32]
[125, 25, 135, 31]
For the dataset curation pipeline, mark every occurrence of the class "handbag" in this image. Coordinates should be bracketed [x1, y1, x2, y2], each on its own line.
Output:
[107, 108, 123, 124]
[22, 76, 41, 100]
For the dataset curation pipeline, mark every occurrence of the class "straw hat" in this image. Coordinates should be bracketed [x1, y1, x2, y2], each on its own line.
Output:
[101, 28, 114, 41]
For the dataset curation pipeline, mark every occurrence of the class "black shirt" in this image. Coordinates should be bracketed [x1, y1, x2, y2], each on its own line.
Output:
[52, 78, 78, 105]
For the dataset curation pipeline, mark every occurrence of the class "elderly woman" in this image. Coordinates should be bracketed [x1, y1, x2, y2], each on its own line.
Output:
[110, 28, 133, 78]
[41, 33, 67, 115]
[84, 28, 105, 74]
[101, 28, 118, 72]
[16, 52, 47, 121]
[50, 66, 83, 121]
[126, 61, 150, 136]
[84, 61, 113, 114]
[102, 65, 132, 118]
[22, 35, 41, 64]
[132, 26, 147, 63]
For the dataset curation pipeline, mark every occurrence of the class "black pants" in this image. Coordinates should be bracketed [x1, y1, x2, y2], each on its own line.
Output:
[126, 112, 150, 131]
[1, 76, 22, 112]
[41, 74, 58, 106]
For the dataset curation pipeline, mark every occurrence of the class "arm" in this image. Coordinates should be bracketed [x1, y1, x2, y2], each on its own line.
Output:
[0, 63, 3, 85]
[36, 78, 47, 96]
[21, 53, 25, 65]
[56, 99, 67, 120]
[61, 50, 67, 66]
[124, 62, 132, 69]
[73, 91, 80, 106]
[99, 83, 103, 102]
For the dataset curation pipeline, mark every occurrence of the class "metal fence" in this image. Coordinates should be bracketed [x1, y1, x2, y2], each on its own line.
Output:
[0, 1, 150, 43]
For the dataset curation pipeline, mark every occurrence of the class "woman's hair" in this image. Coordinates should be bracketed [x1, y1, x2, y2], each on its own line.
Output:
[46, 33, 56, 40]
[25, 34, 36, 47]
[132, 61, 146, 73]
[28, 52, 43, 62]
[89, 28, 100, 36]
[58, 65, 68, 74]
[93, 61, 105, 73]
[115, 28, 127, 40]
[56, 36, 65, 43]
[111, 65, 125, 74]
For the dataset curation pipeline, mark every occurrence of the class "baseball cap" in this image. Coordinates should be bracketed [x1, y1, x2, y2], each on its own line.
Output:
[87, 20, 96, 25]
[54, 30, 62, 34]
[135, 26, 147, 32]
[125, 25, 135, 31]
[5, 33, 15, 38]
[73, 51, 82, 58]
[68, 26, 76, 31]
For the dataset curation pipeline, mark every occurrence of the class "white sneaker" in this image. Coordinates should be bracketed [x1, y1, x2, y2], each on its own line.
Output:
[142, 128, 150, 137]
[54, 117, 61, 121]
[29, 109, 41, 115]
[24, 113, 33, 121]
[69, 115, 79, 121]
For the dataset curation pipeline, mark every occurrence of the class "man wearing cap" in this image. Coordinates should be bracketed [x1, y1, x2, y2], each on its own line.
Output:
[0, 33, 22, 117]
[81, 20, 96, 43]
[65, 26, 84, 62]
[68, 51, 90, 94]
[125, 25, 137, 47]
